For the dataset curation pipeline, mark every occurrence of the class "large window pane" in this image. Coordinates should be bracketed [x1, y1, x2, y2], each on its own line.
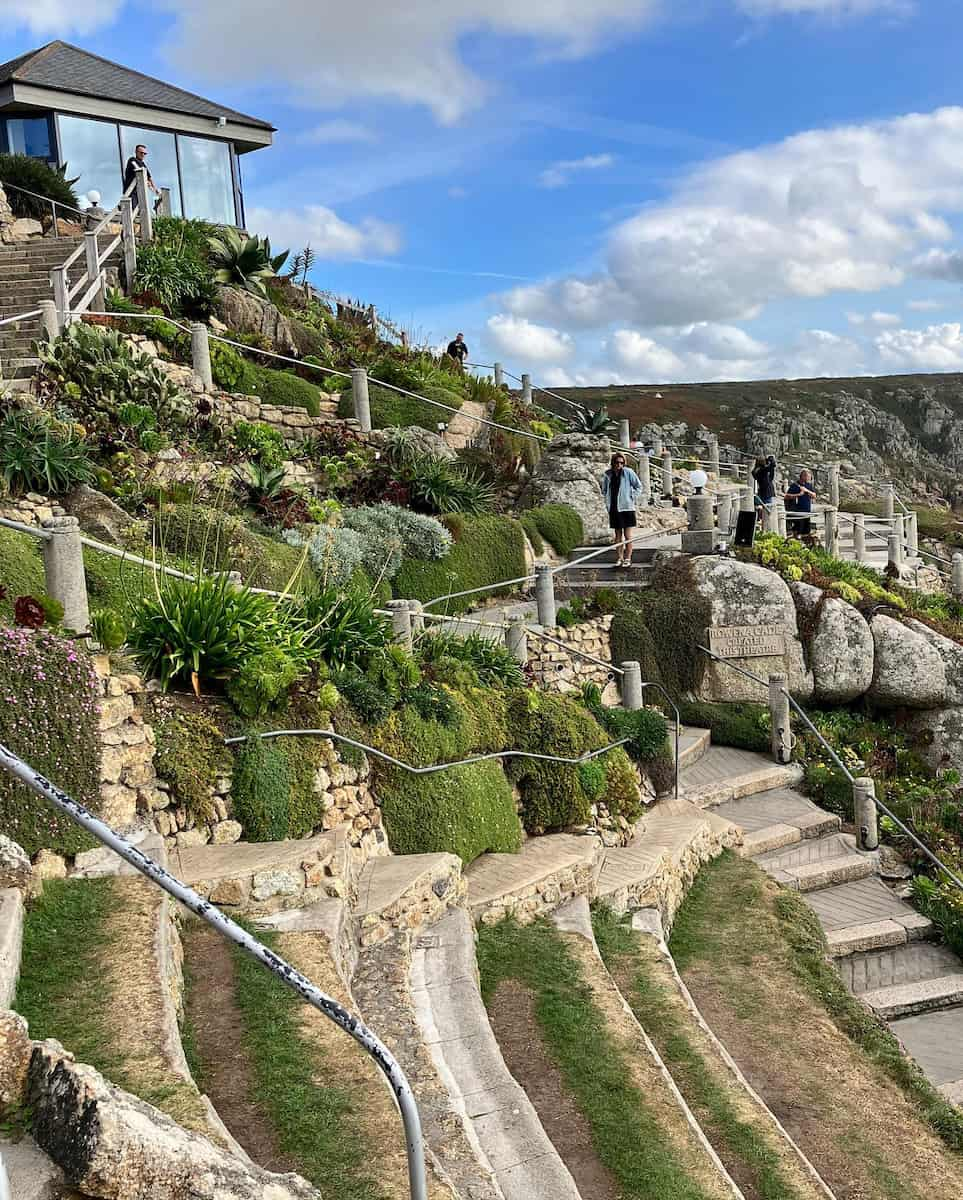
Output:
[119, 126, 182, 216]
[57, 115, 121, 207]
[5, 117, 52, 160]
[178, 135, 235, 225]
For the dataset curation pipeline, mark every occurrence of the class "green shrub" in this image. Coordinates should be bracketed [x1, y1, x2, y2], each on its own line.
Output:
[333, 669, 394, 725]
[0, 628, 101, 855]
[556, 606, 578, 629]
[676, 701, 771, 753]
[378, 760, 522, 865]
[0, 409, 94, 496]
[226, 648, 304, 718]
[295, 587, 392, 669]
[90, 608, 128, 651]
[604, 747, 646, 819]
[520, 515, 544, 556]
[417, 630, 525, 687]
[0, 154, 79, 221]
[0, 527, 44, 622]
[394, 514, 528, 614]
[403, 455, 495, 515]
[211, 341, 259, 393]
[528, 504, 584, 556]
[208, 227, 288, 299]
[231, 735, 290, 841]
[151, 705, 230, 823]
[338, 381, 464, 432]
[253, 367, 321, 417]
[134, 239, 213, 315]
[230, 421, 286, 469]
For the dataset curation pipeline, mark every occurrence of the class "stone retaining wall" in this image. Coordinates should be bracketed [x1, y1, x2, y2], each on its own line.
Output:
[0, 493, 66, 528]
[529, 615, 616, 696]
[93, 655, 164, 832]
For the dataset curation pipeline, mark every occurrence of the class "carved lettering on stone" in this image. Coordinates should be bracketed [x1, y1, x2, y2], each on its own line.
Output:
[708, 624, 786, 659]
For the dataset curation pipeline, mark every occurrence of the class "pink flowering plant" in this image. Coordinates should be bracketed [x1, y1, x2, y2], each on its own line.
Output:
[0, 627, 101, 855]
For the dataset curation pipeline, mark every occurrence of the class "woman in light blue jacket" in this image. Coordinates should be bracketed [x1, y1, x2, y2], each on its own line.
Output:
[600, 452, 642, 567]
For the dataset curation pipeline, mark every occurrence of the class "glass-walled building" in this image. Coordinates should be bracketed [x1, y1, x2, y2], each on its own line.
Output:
[0, 41, 274, 226]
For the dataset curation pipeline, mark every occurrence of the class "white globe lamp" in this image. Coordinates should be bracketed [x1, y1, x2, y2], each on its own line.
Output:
[86, 190, 101, 206]
[690, 469, 708, 495]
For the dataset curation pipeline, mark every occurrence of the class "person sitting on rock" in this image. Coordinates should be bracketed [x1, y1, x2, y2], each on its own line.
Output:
[785, 469, 816, 541]
[601, 452, 643, 568]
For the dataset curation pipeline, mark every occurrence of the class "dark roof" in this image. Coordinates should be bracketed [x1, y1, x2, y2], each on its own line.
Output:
[0, 41, 274, 132]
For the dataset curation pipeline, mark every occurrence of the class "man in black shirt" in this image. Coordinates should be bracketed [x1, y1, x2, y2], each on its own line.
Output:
[446, 332, 468, 369]
[123, 144, 161, 202]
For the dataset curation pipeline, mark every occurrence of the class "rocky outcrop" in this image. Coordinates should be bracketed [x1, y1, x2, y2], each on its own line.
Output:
[61, 485, 137, 546]
[530, 433, 617, 545]
[868, 614, 948, 709]
[0, 837, 31, 893]
[214, 286, 318, 357]
[904, 705, 963, 773]
[790, 581, 874, 703]
[369, 425, 457, 462]
[691, 557, 813, 703]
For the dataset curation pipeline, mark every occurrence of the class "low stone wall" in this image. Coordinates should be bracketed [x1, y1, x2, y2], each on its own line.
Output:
[93, 656, 165, 832]
[0, 493, 67, 528]
[529, 615, 616, 695]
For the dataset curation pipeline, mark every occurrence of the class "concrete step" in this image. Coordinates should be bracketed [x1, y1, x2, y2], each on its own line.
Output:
[556, 562, 652, 584]
[889, 1007, 963, 1096]
[677, 726, 711, 772]
[805, 874, 933, 943]
[568, 544, 660, 564]
[840, 940, 961, 996]
[861, 974, 963, 1019]
[464, 832, 600, 925]
[826, 919, 926, 957]
[355, 852, 463, 946]
[753, 832, 877, 891]
[712, 787, 841, 856]
[681, 745, 803, 808]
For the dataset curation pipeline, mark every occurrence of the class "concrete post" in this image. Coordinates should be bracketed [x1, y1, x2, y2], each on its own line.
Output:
[893, 513, 905, 561]
[661, 451, 673, 498]
[683, 492, 715, 554]
[351, 367, 372, 432]
[882, 483, 895, 522]
[387, 600, 413, 649]
[621, 661, 644, 711]
[637, 451, 651, 499]
[505, 618, 528, 665]
[619, 419, 631, 449]
[717, 492, 732, 538]
[953, 553, 963, 600]
[521, 373, 532, 405]
[740, 486, 755, 513]
[134, 167, 153, 243]
[535, 564, 557, 628]
[41, 516, 90, 634]
[50, 265, 69, 327]
[853, 777, 879, 852]
[159, 187, 172, 218]
[494, 362, 504, 388]
[907, 511, 919, 557]
[823, 505, 838, 556]
[191, 322, 213, 391]
[407, 599, 425, 633]
[768, 673, 792, 765]
[888, 531, 901, 571]
[776, 501, 787, 538]
[708, 436, 720, 478]
[652, 433, 663, 458]
[119, 196, 137, 288]
[853, 514, 867, 563]
[39, 299, 59, 340]
[828, 463, 840, 509]
[83, 231, 105, 312]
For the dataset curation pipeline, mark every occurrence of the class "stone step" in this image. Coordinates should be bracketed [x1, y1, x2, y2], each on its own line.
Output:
[677, 726, 711, 772]
[753, 833, 877, 891]
[410, 907, 582, 1200]
[712, 787, 841, 856]
[861, 974, 963, 1019]
[568, 544, 661, 564]
[681, 745, 803, 808]
[826, 919, 923, 957]
[889, 1007, 963, 1094]
[1, 1134, 79, 1200]
[464, 832, 600, 925]
[804, 874, 933, 942]
[355, 852, 463, 946]
[556, 562, 652, 584]
[840, 940, 961, 995]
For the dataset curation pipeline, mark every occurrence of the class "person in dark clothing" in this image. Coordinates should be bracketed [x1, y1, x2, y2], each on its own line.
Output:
[785, 469, 816, 539]
[123, 144, 160, 200]
[601, 452, 643, 567]
[446, 332, 468, 369]
[752, 455, 776, 521]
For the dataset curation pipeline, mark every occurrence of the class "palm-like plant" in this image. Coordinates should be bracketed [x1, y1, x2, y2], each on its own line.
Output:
[207, 228, 289, 298]
[566, 403, 616, 436]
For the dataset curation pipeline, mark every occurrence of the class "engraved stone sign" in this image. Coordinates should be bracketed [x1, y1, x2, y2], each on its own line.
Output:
[708, 624, 786, 659]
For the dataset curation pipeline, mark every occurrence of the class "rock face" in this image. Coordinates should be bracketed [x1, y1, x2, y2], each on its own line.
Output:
[904, 706, 963, 773]
[790, 581, 874, 703]
[0, 837, 32, 893]
[530, 433, 615, 545]
[903, 617, 963, 705]
[691, 557, 813, 703]
[868, 614, 948, 708]
[26, 1038, 321, 1200]
[61, 485, 137, 546]
[369, 425, 457, 461]
[214, 287, 318, 357]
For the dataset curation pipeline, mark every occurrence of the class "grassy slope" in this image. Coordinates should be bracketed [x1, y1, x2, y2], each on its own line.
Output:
[668, 852, 963, 1200]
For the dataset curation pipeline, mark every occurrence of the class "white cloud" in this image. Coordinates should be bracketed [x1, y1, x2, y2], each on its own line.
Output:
[907, 298, 945, 312]
[245, 204, 402, 259]
[298, 120, 378, 144]
[738, 0, 911, 15]
[846, 310, 901, 326]
[162, 0, 662, 124]
[912, 247, 963, 281]
[504, 107, 963, 330]
[538, 153, 615, 189]
[0, 0, 123, 33]
[876, 323, 963, 370]
[486, 314, 575, 362]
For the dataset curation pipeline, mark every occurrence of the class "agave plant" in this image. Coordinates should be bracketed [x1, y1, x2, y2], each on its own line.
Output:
[566, 403, 616, 436]
[207, 227, 289, 298]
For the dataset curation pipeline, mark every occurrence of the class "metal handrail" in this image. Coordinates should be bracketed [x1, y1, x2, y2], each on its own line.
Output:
[0, 741, 429, 1200]
[0, 516, 52, 540]
[696, 646, 963, 895]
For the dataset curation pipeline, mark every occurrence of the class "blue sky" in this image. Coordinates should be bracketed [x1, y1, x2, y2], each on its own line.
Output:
[4, 0, 963, 383]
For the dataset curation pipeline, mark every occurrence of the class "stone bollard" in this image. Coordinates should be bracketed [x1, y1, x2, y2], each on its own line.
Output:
[708, 436, 720, 478]
[682, 492, 715, 554]
[768, 673, 792, 765]
[407, 599, 425, 633]
[494, 362, 504, 388]
[39, 299, 59, 340]
[776, 502, 787, 538]
[829, 463, 840, 509]
[882, 483, 895, 522]
[888, 531, 901, 571]
[739, 486, 754, 514]
[853, 777, 879, 852]
[191, 322, 213, 391]
[620, 661, 644, 711]
[717, 492, 732, 538]
[535, 564, 557, 628]
[505, 618, 528, 665]
[823, 504, 838, 556]
[351, 367, 372, 432]
[652, 434, 663, 458]
[521, 373, 532, 405]
[893, 513, 905, 560]
[953, 553, 963, 599]
[387, 600, 413, 648]
[41, 516, 90, 634]
[661, 451, 673, 498]
[619, 419, 631, 449]
[853, 514, 867, 563]
[637, 450, 651, 499]
[906, 511, 919, 557]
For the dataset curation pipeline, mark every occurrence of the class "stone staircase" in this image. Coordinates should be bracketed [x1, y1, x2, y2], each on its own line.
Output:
[561, 533, 682, 589]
